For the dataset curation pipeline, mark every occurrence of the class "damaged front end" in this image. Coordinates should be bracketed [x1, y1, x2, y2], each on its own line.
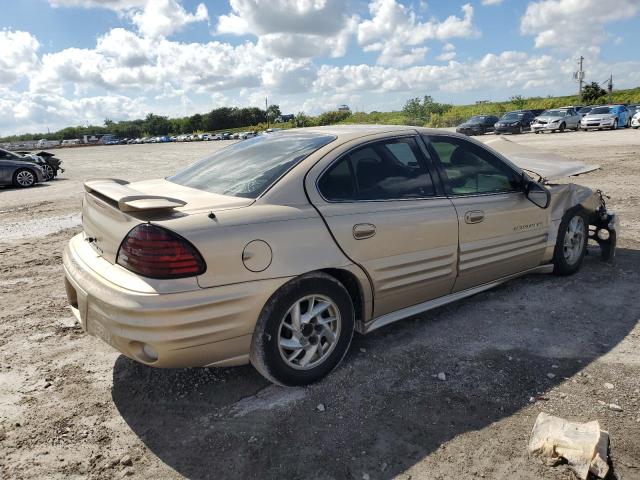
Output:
[590, 190, 618, 261]
[547, 183, 618, 263]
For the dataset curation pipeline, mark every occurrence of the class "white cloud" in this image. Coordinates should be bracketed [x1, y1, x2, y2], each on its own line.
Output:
[312, 50, 640, 97]
[131, 0, 208, 38]
[521, 0, 640, 51]
[356, 0, 479, 66]
[436, 42, 456, 61]
[216, 0, 356, 58]
[48, 0, 208, 38]
[0, 30, 40, 85]
[481, 0, 503, 5]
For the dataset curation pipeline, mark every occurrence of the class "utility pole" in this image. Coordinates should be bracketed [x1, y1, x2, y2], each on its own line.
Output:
[607, 75, 613, 103]
[575, 56, 585, 101]
[265, 97, 269, 129]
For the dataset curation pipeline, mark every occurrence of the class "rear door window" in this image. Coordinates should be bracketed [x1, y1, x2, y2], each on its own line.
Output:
[318, 137, 436, 201]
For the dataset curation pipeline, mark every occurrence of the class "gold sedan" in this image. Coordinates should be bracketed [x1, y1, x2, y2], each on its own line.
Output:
[63, 126, 617, 385]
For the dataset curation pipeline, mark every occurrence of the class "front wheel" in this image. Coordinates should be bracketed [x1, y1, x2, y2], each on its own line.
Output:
[611, 119, 618, 130]
[13, 168, 36, 188]
[250, 272, 355, 386]
[553, 208, 588, 276]
[42, 164, 55, 181]
[559, 122, 566, 133]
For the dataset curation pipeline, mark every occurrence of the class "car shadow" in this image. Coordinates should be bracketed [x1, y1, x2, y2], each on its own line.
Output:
[112, 247, 640, 479]
[0, 182, 51, 192]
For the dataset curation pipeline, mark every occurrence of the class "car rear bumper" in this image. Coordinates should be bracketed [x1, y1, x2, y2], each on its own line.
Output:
[63, 233, 290, 368]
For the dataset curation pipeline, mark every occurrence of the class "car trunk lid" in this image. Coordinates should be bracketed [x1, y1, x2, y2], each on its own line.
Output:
[82, 178, 253, 264]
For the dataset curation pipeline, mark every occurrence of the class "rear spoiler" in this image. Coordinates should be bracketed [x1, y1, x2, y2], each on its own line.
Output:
[84, 178, 187, 212]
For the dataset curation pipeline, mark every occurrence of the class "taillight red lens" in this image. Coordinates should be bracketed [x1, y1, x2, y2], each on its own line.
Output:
[117, 224, 206, 279]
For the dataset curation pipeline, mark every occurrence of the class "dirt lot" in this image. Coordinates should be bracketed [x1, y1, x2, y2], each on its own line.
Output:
[1, 130, 639, 480]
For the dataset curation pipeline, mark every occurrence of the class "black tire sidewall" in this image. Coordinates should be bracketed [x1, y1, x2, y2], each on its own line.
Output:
[251, 274, 354, 386]
[553, 208, 588, 276]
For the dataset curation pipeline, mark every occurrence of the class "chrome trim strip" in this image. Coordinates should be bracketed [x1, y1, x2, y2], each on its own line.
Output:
[363, 264, 554, 334]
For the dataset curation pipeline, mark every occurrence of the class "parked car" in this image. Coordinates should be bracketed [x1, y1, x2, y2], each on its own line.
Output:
[494, 110, 536, 134]
[626, 104, 639, 119]
[455, 115, 499, 136]
[531, 108, 581, 133]
[63, 126, 618, 385]
[580, 105, 629, 130]
[0, 157, 46, 188]
[0, 148, 63, 181]
[632, 110, 640, 129]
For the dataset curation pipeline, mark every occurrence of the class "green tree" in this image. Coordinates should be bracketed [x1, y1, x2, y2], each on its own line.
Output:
[582, 82, 607, 103]
[266, 104, 281, 120]
[509, 95, 526, 109]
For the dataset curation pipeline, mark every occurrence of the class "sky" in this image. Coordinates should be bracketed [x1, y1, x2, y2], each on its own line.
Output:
[1, 0, 640, 136]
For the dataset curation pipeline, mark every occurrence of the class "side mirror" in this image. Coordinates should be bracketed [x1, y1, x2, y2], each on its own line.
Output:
[525, 178, 551, 209]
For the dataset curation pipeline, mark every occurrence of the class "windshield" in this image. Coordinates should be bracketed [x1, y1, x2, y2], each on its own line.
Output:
[579, 107, 592, 114]
[467, 116, 485, 123]
[590, 107, 611, 114]
[168, 132, 335, 198]
[542, 109, 567, 117]
[501, 112, 523, 121]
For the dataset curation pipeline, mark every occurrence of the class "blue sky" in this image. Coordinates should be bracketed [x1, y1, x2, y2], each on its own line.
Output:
[1, 0, 639, 135]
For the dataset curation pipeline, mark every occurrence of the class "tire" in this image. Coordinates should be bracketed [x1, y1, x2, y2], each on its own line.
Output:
[250, 272, 355, 386]
[42, 164, 55, 181]
[535, 130, 540, 134]
[518, 125, 523, 134]
[553, 208, 588, 276]
[12, 168, 36, 188]
[611, 119, 618, 130]
[559, 122, 565, 133]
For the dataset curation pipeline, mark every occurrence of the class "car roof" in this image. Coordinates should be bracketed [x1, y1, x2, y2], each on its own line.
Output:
[278, 124, 471, 141]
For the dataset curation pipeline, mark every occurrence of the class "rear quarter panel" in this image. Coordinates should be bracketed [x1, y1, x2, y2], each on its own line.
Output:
[160, 204, 358, 289]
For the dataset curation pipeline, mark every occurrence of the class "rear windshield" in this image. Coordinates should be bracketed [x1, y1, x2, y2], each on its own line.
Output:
[168, 132, 335, 198]
[590, 107, 611, 114]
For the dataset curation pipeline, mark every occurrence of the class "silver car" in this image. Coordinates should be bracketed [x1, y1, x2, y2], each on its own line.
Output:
[531, 108, 581, 133]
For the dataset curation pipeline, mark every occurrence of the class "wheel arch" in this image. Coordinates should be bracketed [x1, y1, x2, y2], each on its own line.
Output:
[320, 268, 368, 332]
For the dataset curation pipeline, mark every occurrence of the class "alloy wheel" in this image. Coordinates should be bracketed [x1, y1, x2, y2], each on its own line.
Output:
[42, 164, 54, 180]
[563, 216, 585, 265]
[277, 295, 341, 370]
[15, 170, 35, 187]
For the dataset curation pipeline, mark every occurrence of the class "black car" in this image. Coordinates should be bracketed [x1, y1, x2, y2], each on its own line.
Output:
[455, 115, 499, 136]
[494, 110, 535, 134]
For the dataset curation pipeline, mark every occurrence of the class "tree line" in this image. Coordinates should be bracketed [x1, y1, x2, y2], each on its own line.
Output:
[1, 105, 283, 142]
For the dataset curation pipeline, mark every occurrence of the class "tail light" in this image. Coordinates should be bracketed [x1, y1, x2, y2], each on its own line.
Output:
[117, 224, 206, 279]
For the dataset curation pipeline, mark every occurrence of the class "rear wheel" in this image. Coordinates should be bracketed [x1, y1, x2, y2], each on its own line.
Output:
[250, 272, 355, 386]
[13, 168, 36, 188]
[553, 208, 588, 276]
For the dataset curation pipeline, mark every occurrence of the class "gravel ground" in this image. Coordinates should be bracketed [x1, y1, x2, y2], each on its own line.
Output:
[1, 130, 639, 480]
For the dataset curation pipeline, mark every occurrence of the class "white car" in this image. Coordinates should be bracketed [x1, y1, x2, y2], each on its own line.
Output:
[531, 108, 581, 133]
[632, 111, 640, 129]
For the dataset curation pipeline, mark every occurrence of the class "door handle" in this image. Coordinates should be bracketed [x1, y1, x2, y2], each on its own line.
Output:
[353, 223, 376, 240]
[464, 210, 485, 224]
